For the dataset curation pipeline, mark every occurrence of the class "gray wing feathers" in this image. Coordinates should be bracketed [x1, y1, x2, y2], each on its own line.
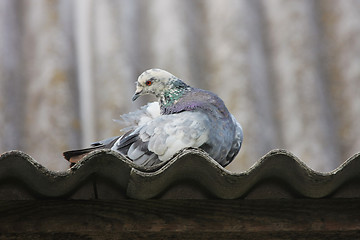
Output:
[199, 113, 243, 167]
[224, 116, 243, 166]
[112, 111, 210, 166]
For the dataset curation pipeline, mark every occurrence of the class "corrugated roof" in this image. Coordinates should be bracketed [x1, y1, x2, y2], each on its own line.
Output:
[0, 149, 360, 200]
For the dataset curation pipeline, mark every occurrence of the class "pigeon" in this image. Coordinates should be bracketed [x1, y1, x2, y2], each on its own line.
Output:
[63, 69, 243, 167]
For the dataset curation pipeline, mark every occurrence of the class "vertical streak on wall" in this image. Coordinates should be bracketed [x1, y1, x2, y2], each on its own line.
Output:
[145, 0, 192, 84]
[0, 0, 25, 152]
[92, 0, 139, 139]
[263, 0, 339, 171]
[182, 0, 209, 89]
[20, 1, 79, 170]
[59, 0, 81, 150]
[75, 0, 95, 146]
[246, 0, 280, 156]
[319, 0, 360, 161]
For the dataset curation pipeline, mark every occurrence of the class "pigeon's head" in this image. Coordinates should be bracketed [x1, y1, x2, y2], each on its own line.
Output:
[132, 69, 188, 101]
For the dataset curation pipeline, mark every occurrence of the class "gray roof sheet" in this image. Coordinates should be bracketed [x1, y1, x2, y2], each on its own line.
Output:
[0, 149, 360, 200]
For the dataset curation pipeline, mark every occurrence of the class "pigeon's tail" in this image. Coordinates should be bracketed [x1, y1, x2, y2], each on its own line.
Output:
[63, 146, 102, 161]
[63, 146, 103, 166]
[63, 136, 121, 166]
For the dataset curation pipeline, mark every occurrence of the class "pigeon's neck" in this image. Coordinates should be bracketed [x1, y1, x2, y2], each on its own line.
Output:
[159, 82, 191, 111]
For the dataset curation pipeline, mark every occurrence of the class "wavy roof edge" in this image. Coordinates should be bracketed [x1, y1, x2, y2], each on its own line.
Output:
[0, 149, 360, 199]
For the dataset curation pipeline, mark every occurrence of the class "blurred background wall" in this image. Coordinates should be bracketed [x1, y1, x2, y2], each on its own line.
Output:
[0, 0, 359, 172]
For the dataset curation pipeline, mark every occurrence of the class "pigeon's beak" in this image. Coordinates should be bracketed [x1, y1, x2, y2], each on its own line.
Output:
[132, 90, 142, 101]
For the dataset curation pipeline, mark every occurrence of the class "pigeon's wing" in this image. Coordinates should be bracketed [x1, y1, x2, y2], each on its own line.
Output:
[223, 116, 243, 166]
[111, 111, 210, 167]
[114, 102, 160, 132]
[63, 103, 160, 164]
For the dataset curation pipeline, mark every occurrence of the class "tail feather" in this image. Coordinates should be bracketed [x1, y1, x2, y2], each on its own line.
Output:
[63, 146, 103, 161]
[63, 136, 122, 166]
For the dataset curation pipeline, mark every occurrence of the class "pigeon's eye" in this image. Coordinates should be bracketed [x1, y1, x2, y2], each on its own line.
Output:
[145, 80, 152, 86]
